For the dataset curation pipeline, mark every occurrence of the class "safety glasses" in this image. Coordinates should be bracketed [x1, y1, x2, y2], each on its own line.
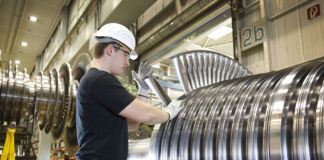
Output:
[112, 43, 130, 59]
[93, 37, 138, 60]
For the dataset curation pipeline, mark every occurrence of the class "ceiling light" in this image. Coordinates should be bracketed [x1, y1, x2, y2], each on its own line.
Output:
[21, 41, 28, 47]
[28, 16, 38, 22]
[208, 26, 232, 40]
[152, 64, 160, 69]
[15, 60, 20, 64]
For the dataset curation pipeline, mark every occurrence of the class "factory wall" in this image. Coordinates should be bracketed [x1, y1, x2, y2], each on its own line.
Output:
[37, 0, 125, 75]
[40, 0, 97, 73]
[237, 0, 324, 73]
[36, 0, 324, 77]
[36, 0, 155, 81]
[267, 0, 324, 70]
[135, 0, 230, 63]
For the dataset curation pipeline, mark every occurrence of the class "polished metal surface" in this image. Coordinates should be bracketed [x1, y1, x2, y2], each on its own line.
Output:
[71, 53, 91, 81]
[141, 61, 324, 160]
[35, 72, 50, 130]
[51, 63, 72, 140]
[144, 77, 171, 106]
[128, 52, 324, 160]
[171, 50, 251, 94]
[63, 80, 79, 155]
[0, 62, 33, 126]
[0, 53, 92, 155]
[128, 138, 151, 160]
[1, 52, 324, 160]
[50, 68, 66, 140]
[172, 57, 191, 93]
[43, 70, 57, 133]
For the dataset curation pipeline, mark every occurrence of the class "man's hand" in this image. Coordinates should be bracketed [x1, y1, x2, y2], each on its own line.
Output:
[162, 95, 186, 120]
[132, 62, 153, 97]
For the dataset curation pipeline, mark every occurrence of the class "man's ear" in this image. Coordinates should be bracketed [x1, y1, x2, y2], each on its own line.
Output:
[105, 44, 114, 57]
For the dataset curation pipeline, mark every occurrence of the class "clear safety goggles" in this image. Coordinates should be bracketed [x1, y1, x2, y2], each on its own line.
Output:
[92, 37, 138, 60]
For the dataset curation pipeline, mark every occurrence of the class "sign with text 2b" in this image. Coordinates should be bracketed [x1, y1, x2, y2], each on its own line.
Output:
[241, 22, 266, 51]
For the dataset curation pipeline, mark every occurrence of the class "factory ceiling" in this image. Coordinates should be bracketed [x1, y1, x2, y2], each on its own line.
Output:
[0, 0, 68, 73]
[0, 0, 157, 74]
[0, 0, 232, 74]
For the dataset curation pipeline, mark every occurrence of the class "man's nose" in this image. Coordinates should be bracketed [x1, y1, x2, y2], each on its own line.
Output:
[125, 59, 130, 66]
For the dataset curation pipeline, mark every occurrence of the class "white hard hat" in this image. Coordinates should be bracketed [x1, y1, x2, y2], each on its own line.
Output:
[94, 23, 138, 60]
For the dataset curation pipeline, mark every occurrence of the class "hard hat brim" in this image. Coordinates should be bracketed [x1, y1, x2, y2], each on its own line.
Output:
[129, 50, 138, 60]
[94, 37, 118, 44]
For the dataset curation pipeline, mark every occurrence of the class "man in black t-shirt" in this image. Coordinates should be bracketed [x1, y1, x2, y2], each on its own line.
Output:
[75, 23, 182, 160]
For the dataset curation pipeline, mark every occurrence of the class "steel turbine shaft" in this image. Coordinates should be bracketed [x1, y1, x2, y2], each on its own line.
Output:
[0, 53, 91, 155]
[129, 51, 324, 160]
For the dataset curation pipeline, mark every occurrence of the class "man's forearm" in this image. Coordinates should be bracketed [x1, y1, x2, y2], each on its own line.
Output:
[127, 118, 140, 131]
[136, 97, 169, 124]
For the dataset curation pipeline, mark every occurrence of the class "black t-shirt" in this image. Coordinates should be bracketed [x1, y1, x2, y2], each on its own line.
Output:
[75, 68, 135, 160]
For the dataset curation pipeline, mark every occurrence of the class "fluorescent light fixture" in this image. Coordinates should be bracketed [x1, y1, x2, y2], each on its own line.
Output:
[152, 64, 160, 69]
[21, 41, 28, 47]
[15, 60, 20, 64]
[28, 16, 38, 22]
[208, 25, 232, 40]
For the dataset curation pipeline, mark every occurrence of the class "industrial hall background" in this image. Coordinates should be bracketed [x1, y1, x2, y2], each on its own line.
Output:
[0, 0, 323, 159]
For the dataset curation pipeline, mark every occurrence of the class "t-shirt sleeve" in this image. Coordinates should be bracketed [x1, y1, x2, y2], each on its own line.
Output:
[90, 74, 136, 114]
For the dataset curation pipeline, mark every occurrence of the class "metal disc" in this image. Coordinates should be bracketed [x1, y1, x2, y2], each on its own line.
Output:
[51, 63, 72, 140]
[44, 70, 57, 133]
[63, 123, 78, 156]
[36, 72, 51, 130]
[71, 53, 91, 81]
[63, 81, 78, 156]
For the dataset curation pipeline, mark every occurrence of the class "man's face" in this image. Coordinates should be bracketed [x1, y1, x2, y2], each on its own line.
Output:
[110, 44, 131, 75]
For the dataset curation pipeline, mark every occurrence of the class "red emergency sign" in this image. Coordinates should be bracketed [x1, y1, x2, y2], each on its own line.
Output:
[307, 4, 320, 20]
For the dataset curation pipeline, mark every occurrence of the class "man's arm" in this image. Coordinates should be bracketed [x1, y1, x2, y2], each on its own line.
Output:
[127, 62, 170, 124]
[123, 62, 183, 125]
[126, 94, 153, 131]
[127, 117, 140, 131]
[119, 98, 169, 125]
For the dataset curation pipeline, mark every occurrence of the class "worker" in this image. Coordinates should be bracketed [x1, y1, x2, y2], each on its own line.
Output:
[75, 23, 182, 160]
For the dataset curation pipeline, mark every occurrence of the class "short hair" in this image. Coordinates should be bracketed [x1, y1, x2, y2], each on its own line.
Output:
[93, 43, 108, 59]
